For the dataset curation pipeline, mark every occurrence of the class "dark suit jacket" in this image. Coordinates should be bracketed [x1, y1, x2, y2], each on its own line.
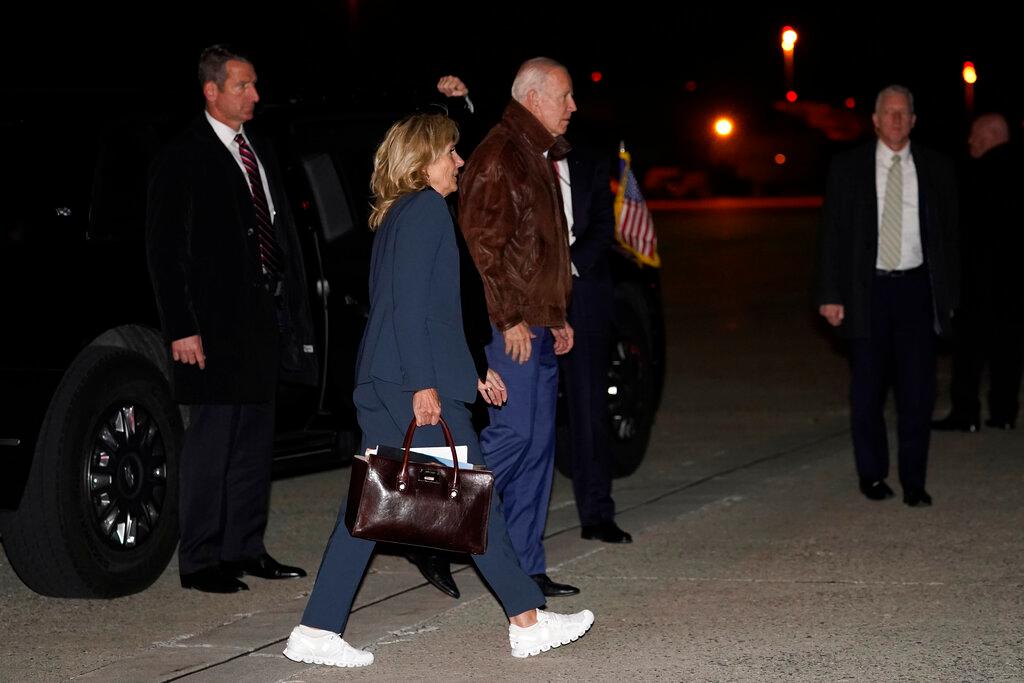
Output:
[355, 189, 478, 404]
[959, 143, 1024, 318]
[146, 116, 317, 404]
[816, 140, 960, 339]
[566, 150, 616, 331]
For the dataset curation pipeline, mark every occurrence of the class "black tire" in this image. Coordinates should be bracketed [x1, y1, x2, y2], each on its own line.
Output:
[607, 284, 657, 478]
[0, 346, 182, 597]
[555, 284, 657, 479]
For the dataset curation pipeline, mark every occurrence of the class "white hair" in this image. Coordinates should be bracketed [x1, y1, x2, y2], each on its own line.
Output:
[511, 57, 566, 103]
[875, 85, 915, 115]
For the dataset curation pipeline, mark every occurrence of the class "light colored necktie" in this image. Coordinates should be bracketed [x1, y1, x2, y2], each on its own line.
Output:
[878, 153, 903, 270]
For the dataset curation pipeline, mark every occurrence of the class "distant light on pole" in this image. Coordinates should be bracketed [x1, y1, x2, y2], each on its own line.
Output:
[963, 61, 976, 116]
[591, 71, 603, 83]
[844, 97, 856, 109]
[962, 61, 977, 84]
[781, 25, 797, 95]
[714, 117, 734, 137]
[786, 90, 798, 103]
[774, 153, 787, 165]
[781, 27, 798, 52]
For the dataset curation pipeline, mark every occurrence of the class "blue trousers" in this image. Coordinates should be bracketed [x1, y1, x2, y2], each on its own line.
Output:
[481, 326, 558, 576]
[300, 380, 544, 634]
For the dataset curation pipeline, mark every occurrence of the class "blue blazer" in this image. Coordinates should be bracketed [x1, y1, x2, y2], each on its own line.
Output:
[355, 189, 478, 403]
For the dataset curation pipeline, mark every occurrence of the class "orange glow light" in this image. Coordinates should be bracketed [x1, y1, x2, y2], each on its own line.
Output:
[591, 71, 603, 83]
[962, 62, 977, 84]
[774, 154, 787, 165]
[785, 90, 798, 103]
[781, 26, 797, 52]
[714, 118, 734, 137]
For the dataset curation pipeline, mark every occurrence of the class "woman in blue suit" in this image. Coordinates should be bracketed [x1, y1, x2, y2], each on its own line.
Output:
[283, 114, 594, 667]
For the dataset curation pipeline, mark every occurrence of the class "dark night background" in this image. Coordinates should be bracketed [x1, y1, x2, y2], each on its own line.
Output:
[5, 3, 1022, 195]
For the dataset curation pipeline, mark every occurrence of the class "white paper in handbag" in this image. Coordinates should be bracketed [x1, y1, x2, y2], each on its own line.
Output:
[364, 445, 469, 463]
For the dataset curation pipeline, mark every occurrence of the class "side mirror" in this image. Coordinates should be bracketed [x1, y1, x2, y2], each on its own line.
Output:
[301, 153, 355, 243]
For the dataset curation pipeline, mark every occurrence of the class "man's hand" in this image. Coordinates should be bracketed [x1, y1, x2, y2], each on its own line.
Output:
[503, 322, 535, 364]
[819, 304, 845, 327]
[171, 335, 206, 369]
[436, 75, 469, 98]
[477, 368, 508, 406]
[551, 322, 574, 355]
[413, 388, 441, 426]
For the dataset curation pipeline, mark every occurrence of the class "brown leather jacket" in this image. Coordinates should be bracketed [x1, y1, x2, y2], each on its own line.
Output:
[458, 99, 572, 331]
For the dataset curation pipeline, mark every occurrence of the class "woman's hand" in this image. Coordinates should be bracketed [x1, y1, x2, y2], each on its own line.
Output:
[413, 388, 442, 425]
[477, 368, 508, 406]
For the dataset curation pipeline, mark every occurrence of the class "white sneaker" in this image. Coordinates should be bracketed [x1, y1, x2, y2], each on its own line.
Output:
[283, 626, 374, 668]
[508, 608, 595, 658]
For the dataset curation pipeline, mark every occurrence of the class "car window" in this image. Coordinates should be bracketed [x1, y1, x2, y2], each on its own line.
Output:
[1, 118, 94, 246]
[88, 120, 162, 242]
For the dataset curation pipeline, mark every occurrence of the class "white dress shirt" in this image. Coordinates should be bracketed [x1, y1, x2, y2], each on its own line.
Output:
[550, 156, 579, 277]
[205, 111, 276, 222]
[874, 139, 921, 270]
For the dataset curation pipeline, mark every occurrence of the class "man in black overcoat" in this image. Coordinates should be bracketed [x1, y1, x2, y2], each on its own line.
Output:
[816, 85, 959, 508]
[147, 45, 318, 592]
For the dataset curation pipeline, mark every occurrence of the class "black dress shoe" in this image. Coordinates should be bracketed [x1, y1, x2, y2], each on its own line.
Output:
[530, 573, 580, 597]
[931, 414, 980, 432]
[181, 566, 249, 593]
[224, 553, 307, 580]
[984, 418, 1015, 430]
[858, 479, 895, 501]
[903, 489, 933, 507]
[406, 551, 459, 599]
[581, 521, 633, 544]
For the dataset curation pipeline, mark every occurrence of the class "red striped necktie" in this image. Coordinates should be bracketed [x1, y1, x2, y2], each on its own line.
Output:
[234, 133, 284, 280]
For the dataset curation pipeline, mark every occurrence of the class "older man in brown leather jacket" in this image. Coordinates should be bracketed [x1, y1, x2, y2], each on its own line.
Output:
[458, 57, 580, 598]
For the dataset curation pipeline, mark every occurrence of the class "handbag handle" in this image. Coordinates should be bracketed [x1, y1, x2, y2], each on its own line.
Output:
[399, 417, 461, 498]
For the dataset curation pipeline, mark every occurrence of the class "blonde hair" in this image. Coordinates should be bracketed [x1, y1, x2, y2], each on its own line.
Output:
[369, 113, 460, 230]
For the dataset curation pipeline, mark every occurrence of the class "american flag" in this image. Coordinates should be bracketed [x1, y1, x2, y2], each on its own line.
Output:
[614, 147, 660, 267]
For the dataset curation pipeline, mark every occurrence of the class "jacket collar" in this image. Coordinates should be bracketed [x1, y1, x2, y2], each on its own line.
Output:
[501, 99, 572, 159]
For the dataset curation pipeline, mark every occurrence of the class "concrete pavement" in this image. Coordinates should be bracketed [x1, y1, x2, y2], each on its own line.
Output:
[2, 208, 1021, 681]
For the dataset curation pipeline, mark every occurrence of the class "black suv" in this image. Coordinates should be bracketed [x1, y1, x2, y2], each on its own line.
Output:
[0, 96, 663, 598]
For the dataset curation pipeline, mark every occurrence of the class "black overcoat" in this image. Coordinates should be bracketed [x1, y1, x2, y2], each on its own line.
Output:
[816, 140, 960, 339]
[146, 116, 318, 403]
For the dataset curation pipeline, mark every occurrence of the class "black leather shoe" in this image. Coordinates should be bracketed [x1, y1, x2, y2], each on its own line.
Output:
[858, 479, 895, 501]
[181, 566, 249, 593]
[530, 573, 580, 597]
[581, 521, 633, 544]
[903, 489, 933, 507]
[931, 414, 980, 432]
[224, 553, 307, 580]
[984, 418, 1015, 430]
[406, 551, 459, 599]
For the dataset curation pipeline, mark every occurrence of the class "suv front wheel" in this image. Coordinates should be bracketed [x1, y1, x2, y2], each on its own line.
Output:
[1, 346, 181, 597]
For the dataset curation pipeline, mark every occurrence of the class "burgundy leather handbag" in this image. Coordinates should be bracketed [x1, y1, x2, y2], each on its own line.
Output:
[344, 418, 493, 554]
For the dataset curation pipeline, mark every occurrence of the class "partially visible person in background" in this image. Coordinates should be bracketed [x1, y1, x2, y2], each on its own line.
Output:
[932, 113, 1023, 432]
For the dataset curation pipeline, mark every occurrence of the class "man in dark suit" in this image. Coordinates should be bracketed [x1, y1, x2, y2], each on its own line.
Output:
[555, 149, 632, 543]
[932, 113, 1023, 432]
[816, 85, 959, 508]
[147, 45, 317, 592]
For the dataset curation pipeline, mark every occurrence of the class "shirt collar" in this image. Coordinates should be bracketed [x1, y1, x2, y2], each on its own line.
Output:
[876, 139, 911, 166]
[205, 110, 246, 148]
